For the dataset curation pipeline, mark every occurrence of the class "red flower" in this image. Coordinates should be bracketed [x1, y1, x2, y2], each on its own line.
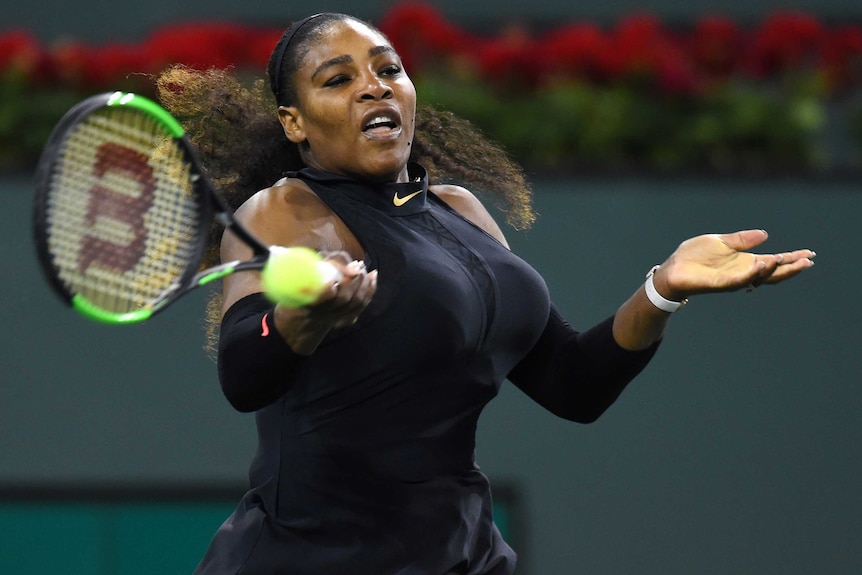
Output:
[87, 43, 148, 89]
[53, 41, 144, 90]
[655, 44, 698, 94]
[142, 22, 261, 73]
[746, 12, 825, 77]
[377, 2, 476, 73]
[690, 16, 743, 78]
[538, 23, 610, 81]
[474, 26, 540, 86]
[51, 41, 91, 88]
[0, 30, 54, 84]
[601, 14, 698, 93]
[819, 24, 862, 91]
[0, 30, 37, 74]
[608, 14, 669, 76]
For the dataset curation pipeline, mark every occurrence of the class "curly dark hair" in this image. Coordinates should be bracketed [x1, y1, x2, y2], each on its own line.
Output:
[155, 12, 535, 351]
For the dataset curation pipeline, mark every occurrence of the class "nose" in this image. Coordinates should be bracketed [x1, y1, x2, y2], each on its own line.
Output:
[358, 73, 392, 101]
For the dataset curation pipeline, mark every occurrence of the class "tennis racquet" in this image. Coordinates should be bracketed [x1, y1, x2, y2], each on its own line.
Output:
[33, 91, 326, 325]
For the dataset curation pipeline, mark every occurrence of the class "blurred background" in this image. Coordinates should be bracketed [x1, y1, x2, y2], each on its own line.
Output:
[1, 1, 860, 574]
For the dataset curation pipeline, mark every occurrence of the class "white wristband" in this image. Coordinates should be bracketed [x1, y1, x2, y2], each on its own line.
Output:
[644, 265, 688, 313]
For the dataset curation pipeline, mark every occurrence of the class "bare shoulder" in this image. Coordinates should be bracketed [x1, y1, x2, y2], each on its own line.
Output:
[238, 178, 326, 228]
[430, 184, 509, 248]
[228, 178, 340, 252]
[219, 178, 360, 315]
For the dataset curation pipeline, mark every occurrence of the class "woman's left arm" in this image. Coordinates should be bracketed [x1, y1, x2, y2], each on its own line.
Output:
[614, 229, 816, 350]
[508, 229, 815, 422]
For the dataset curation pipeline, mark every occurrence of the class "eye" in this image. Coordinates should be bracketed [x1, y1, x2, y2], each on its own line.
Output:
[380, 64, 402, 77]
[323, 74, 350, 87]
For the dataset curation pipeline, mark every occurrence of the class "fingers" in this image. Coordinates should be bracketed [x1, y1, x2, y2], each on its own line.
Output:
[776, 248, 817, 264]
[312, 258, 377, 327]
[718, 229, 770, 252]
[760, 250, 816, 285]
[743, 248, 816, 291]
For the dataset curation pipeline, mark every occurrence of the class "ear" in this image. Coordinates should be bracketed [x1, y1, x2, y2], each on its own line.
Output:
[278, 106, 306, 144]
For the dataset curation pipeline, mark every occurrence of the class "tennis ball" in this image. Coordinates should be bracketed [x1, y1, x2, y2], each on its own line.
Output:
[261, 246, 335, 308]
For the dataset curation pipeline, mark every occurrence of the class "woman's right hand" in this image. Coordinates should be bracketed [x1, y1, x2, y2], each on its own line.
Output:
[272, 251, 377, 355]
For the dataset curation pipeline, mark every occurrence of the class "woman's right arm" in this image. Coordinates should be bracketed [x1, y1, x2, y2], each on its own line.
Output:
[216, 182, 376, 411]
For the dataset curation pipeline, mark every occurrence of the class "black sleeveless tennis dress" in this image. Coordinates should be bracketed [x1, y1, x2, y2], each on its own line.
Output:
[195, 163, 655, 575]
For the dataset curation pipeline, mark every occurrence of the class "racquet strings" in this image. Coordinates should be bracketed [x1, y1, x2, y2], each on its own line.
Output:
[44, 106, 204, 314]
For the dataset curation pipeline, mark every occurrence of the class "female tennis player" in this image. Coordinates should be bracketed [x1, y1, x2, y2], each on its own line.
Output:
[156, 12, 815, 575]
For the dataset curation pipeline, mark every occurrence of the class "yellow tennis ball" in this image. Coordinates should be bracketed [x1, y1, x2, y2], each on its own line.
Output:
[261, 246, 333, 308]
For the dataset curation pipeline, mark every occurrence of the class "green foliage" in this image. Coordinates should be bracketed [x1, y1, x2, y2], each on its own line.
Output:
[416, 75, 836, 174]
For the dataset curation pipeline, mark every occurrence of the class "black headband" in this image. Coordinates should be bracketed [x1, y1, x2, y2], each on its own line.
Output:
[271, 13, 324, 102]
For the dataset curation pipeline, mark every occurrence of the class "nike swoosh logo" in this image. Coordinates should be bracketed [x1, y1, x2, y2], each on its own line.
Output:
[261, 313, 270, 337]
[392, 189, 422, 207]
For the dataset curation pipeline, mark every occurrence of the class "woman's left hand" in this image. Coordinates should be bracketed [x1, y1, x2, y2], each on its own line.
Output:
[653, 229, 816, 300]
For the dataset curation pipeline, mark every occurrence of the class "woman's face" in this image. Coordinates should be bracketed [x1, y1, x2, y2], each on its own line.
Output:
[279, 19, 417, 183]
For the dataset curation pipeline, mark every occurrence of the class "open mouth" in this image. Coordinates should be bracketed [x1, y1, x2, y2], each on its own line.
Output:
[362, 112, 402, 139]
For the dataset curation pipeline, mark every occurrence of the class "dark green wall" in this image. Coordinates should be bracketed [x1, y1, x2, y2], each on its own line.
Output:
[2, 175, 858, 574]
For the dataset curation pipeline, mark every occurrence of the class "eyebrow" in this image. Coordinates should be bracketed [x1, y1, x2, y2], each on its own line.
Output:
[311, 45, 398, 81]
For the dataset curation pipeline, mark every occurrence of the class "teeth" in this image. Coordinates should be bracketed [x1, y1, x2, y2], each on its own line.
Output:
[365, 116, 396, 129]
